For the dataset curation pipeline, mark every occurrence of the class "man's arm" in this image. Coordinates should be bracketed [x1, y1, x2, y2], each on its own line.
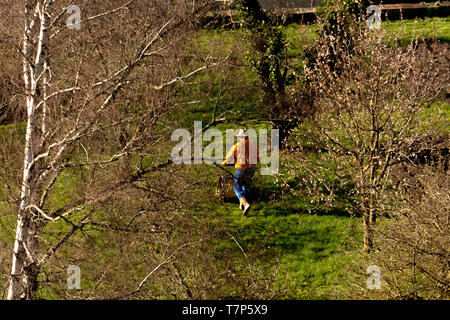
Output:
[222, 145, 236, 166]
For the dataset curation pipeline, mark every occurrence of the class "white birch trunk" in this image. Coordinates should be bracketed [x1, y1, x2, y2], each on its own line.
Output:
[7, 2, 48, 300]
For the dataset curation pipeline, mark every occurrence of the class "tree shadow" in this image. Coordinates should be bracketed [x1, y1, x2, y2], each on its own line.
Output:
[244, 181, 353, 218]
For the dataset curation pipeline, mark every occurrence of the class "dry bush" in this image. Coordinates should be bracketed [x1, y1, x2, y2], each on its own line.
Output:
[349, 169, 449, 300]
[378, 170, 449, 299]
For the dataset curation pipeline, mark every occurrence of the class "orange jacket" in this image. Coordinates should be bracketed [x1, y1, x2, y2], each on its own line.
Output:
[222, 139, 259, 170]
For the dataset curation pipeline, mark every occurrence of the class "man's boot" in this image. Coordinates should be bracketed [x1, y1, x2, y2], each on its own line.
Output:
[239, 197, 245, 210]
[240, 197, 250, 216]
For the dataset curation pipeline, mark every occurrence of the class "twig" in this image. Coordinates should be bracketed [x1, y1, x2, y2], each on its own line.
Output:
[226, 232, 248, 259]
[129, 242, 192, 296]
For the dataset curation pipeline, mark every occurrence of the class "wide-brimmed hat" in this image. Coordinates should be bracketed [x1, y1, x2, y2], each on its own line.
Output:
[236, 129, 248, 138]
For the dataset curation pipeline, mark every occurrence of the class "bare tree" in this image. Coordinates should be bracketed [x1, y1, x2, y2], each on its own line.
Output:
[292, 16, 447, 252]
[0, 0, 221, 299]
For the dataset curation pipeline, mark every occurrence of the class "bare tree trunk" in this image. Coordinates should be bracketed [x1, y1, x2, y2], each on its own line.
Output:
[8, 210, 42, 300]
[363, 210, 375, 253]
[8, 107, 44, 299]
[362, 186, 377, 253]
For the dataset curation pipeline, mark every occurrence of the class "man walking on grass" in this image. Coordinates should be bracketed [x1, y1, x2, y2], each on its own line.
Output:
[222, 129, 259, 216]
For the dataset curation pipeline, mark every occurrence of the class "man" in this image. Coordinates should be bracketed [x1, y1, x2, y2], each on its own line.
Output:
[222, 129, 259, 216]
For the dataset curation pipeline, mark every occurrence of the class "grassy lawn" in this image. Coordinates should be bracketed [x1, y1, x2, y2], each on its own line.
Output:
[284, 16, 450, 46]
[384, 16, 450, 44]
[215, 199, 362, 299]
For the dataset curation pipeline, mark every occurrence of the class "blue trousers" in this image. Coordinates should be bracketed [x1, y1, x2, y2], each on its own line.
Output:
[234, 168, 256, 200]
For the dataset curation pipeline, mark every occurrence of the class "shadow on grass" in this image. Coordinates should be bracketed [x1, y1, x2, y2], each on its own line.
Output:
[230, 210, 358, 257]
[239, 180, 354, 219]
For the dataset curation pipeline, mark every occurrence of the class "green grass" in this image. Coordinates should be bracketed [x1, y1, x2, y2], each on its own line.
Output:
[222, 204, 361, 299]
[416, 100, 450, 134]
[282, 16, 450, 49]
[383, 16, 450, 44]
